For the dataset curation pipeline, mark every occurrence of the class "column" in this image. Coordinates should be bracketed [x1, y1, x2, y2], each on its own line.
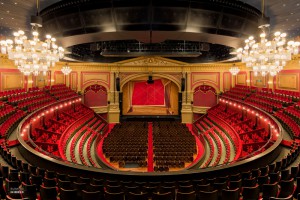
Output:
[181, 71, 193, 124]
[108, 70, 120, 123]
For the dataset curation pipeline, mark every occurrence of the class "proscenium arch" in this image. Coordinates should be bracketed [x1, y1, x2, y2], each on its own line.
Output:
[120, 74, 181, 92]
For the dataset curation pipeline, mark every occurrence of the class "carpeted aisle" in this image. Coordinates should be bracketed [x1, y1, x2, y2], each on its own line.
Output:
[148, 122, 154, 172]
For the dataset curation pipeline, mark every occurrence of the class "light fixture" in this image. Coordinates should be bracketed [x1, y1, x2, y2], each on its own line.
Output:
[0, 0, 64, 76]
[236, 0, 300, 77]
[229, 64, 240, 76]
[61, 63, 72, 75]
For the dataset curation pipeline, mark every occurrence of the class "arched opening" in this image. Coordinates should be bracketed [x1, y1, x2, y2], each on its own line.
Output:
[193, 84, 217, 107]
[121, 76, 179, 116]
[84, 84, 107, 107]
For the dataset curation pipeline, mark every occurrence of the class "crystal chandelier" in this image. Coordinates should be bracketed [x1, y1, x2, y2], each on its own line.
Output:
[229, 64, 240, 76]
[61, 64, 72, 75]
[236, 0, 300, 77]
[0, 0, 64, 76]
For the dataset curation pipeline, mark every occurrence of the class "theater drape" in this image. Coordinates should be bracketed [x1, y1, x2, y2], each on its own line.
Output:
[132, 79, 165, 106]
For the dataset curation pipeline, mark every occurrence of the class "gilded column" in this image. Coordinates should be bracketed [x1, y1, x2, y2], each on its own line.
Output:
[108, 67, 120, 123]
[181, 69, 193, 124]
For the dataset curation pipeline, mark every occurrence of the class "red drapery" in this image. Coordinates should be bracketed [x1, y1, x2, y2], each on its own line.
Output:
[193, 85, 217, 107]
[132, 80, 165, 106]
[84, 84, 107, 107]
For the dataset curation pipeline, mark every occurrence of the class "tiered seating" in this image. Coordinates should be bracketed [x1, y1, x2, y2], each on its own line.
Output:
[208, 104, 270, 159]
[274, 110, 300, 138]
[195, 114, 237, 166]
[31, 112, 77, 157]
[59, 111, 94, 160]
[201, 130, 215, 168]
[153, 121, 196, 171]
[222, 85, 252, 100]
[49, 84, 78, 100]
[0, 110, 26, 137]
[274, 89, 300, 101]
[0, 88, 26, 98]
[208, 130, 222, 167]
[86, 131, 100, 167]
[245, 94, 283, 113]
[69, 117, 99, 165]
[103, 122, 148, 168]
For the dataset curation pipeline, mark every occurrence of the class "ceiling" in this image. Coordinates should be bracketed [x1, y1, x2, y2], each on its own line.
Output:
[0, 0, 299, 43]
[0, 0, 300, 62]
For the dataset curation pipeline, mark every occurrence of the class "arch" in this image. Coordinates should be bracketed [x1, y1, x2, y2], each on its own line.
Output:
[81, 81, 110, 93]
[83, 84, 108, 107]
[191, 82, 220, 95]
[192, 83, 218, 107]
[120, 73, 181, 92]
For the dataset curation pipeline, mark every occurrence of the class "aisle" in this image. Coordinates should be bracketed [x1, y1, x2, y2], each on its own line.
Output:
[147, 122, 154, 172]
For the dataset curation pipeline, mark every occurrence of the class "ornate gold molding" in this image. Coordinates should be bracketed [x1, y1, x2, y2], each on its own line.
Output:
[192, 106, 210, 114]
[90, 106, 108, 113]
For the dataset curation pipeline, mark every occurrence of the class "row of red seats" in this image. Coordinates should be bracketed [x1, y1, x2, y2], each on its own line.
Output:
[0, 110, 26, 137]
[207, 114, 241, 158]
[246, 95, 282, 110]
[70, 126, 88, 164]
[59, 112, 94, 160]
[27, 100, 56, 112]
[201, 131, 214, 168]
[222, 92, 246, 100]
[285, 106, 300, 120]
[214, 126, 231, 164]
[87, 131, 100, 167]
[0, 104, 15, 118]
[244, 98, 273, 113]
[69, 117, 98, 164]
[18, 96, 55, 109]
[0, 88, 26, 98]
[274, 111, 300, 138]
[208, 104, 270, 159]
[79, 129, 93, 166]
[208, 130, 222, 167]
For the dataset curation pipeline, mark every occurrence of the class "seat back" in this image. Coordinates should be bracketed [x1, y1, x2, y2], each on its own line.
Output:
[59, 188, 77, 200]
[81, 190, 102, 200]
[242, 185, 260, 200]
[104, 191, 124, 200]
[176, 191, 196, 200]
[198, 190, 218, 200]
[222, 188, 240, 200]
[278, 179, 294, 198]
[262, 182, 279, 200]
[152, 192, 172, 200]
[40, 185, 57, 200]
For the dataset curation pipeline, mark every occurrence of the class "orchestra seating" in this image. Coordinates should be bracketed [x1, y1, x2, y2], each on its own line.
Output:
[153, 121, 196, 171]
[103, 122, 148, 168]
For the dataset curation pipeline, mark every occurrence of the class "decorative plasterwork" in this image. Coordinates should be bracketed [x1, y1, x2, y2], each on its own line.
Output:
[193, 106, 210, 114]
[90, 106, 108, 113]
[116, 56, 187, 66]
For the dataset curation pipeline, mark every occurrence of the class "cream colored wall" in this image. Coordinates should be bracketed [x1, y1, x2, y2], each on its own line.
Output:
[1, 53, 300, 123]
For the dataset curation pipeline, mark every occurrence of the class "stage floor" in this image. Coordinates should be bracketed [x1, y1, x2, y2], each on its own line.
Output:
[125, 106, 178, 115]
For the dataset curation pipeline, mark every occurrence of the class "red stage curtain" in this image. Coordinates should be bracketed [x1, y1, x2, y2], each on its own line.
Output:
[132, 79, 165, 105]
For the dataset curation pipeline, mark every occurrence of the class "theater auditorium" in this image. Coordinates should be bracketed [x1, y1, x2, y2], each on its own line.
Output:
[0, 0, 300, 199]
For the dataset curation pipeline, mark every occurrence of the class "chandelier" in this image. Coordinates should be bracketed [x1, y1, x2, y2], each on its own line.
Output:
[0, 0, 64, 76]
[61, 64, 72, 75]
[236, 0, 300, 77]
[229, 64, 240, 76]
